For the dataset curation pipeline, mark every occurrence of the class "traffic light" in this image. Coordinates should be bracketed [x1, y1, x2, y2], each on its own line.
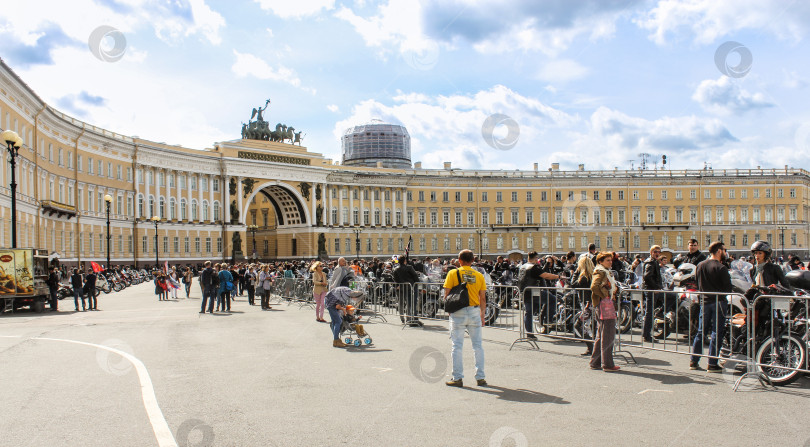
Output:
[662, 155, 667, 165]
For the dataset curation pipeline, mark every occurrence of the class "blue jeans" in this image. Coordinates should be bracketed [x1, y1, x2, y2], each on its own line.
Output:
[328, 306, 342, 340]
[201, 286, 215, 312]
[642, 291, 656, 339]
[524, 290, 554, 334]
[449, 305, 485, 381]
[74, 289, 85, 310]
[691, 298, 727, 366]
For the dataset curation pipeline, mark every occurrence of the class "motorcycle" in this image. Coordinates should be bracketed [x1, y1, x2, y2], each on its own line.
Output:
[652, 263, 700, 340]
[57, 283, 74, 300]
[721, 285, 807, 386]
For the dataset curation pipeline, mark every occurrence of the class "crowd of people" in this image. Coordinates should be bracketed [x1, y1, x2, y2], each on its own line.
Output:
[41, 234, 803, 387]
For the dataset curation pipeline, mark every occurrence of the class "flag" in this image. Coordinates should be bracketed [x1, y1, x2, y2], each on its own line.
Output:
[90, 261, 103, 273]
[164, 260, 169, 275]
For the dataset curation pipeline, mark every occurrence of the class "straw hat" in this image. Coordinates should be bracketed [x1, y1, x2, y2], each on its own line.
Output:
[310, 261, 323, 272]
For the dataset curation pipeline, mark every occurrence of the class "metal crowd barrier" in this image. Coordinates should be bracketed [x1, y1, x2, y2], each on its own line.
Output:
[742, 294, 810, 389]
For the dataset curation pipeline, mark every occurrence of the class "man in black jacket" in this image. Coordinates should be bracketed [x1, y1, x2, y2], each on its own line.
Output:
[85, 269, 98, 311]
[47, 267, 60, 312]
[641, 245, 663, 342]
[71, 268, 85, 311]
[394, 256, 422, 326]
[674, 239, 708, 268]
[690, 241, 731, 372]
[199, 261, 216, 314]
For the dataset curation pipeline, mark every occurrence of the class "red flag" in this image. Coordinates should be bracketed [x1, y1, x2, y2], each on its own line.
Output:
[90, 261, 103, 273]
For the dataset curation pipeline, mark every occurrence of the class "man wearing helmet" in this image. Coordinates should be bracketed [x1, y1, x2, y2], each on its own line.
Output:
[750, 240, 790, 289]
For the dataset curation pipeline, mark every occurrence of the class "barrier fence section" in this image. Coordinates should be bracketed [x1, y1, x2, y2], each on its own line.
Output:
[746, 294, 809, 389]
[262, 276, 809, 391]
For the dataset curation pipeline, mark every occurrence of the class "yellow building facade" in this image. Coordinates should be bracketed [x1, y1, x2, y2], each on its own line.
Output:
[0, 59, 808, 267]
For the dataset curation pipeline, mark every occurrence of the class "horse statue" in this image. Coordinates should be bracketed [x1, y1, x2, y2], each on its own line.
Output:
[285, 126, 295, 143]
[293, 131, 305, 146]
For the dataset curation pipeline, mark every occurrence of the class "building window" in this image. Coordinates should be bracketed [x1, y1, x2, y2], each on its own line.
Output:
[195, 237, 201, 253]
[467, 191, 474, 202]
[483, 192, 489, 202]
[497, 192, 503, 202]
[511, 191, 518, 202]
[618, 190, 624, 200]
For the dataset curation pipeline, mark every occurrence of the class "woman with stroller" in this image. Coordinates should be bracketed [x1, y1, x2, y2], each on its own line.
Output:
[325, 286, 364, 348]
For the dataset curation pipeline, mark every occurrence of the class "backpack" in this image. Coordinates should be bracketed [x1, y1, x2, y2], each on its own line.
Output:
[444, 269, 470, 314]
[516, 264, 538, 291]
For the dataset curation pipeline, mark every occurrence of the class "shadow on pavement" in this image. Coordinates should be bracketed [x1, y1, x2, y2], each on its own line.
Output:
[345, 348, 393, 353]
[616, 367, 715, 386]
[467, 385, 570, 404]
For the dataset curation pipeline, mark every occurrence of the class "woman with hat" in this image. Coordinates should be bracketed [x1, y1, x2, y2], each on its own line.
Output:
[311, 261, 328, 322]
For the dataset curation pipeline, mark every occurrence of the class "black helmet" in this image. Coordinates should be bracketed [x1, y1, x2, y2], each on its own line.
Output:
[750, 240, 772, 257]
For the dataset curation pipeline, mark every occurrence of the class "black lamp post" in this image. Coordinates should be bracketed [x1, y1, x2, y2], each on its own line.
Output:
[104, 194, 112, 270]
[151, 215, 160, 271]
[1, 130, 22, 248]
[354, 226, 363, 260]
[623, 227, 631, 260]
[248, 224, 258, 259]
[777, 225, 787, 258]
[476, 228, 486, 259]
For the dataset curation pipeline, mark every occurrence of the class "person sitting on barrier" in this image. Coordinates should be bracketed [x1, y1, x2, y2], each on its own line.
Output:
[328, 257, 355, 291]
[574, 255, 595, 356]
[689, 241, 731, 373]
[590, 252, 620, 372]
[641, 246, 663, 343]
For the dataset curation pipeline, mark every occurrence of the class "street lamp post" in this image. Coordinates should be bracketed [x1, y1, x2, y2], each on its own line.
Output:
[623, 227, 631, 260]
[104, 194, 113, 270]
[777, 225, 788, 259]
[248, 224, 258, 259]
[1, 130, 23, 248]
[354, 226, 364, 260]
[151, 216, 160, 271]
[476, 228, 486, 260]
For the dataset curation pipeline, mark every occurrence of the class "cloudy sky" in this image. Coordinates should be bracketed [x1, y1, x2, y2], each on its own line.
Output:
[2, 0, 809, 171]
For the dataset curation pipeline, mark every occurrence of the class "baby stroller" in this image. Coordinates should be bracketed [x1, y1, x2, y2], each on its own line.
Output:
[340, 301, 373, 347]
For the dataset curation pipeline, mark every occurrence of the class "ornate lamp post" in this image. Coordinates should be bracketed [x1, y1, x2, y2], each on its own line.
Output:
[1, 130, 23, 248]
[248, 224, 258, 259]
[151, 215, 160, 271]
[104, 194, 113, 270]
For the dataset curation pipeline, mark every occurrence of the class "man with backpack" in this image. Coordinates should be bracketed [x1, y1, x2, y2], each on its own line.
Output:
[443, 249, 487, 387]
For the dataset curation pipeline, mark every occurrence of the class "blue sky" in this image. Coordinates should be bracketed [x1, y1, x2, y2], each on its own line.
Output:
[2, 0, 809, 171]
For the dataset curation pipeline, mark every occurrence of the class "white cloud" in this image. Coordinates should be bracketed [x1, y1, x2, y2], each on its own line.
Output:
[335, 0, 430, 61]
[536, 59, 590, 83]
[635, 0, 810, 45]
[327, 104, 339, 112]
[589, 106, 737, 152]
[692, 76, 774, 114]
[254, 0, 335, 19]
[333, 85, 578, 170]
[231, 50, 315, 94]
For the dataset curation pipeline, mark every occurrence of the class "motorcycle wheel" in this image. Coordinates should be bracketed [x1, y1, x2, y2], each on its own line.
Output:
[618, 303, 633, 334]
[755, 334, 806, 386]
[422, 301, 438, 319]
[484, 301, 499, 326]
[573, 310, 594, 340]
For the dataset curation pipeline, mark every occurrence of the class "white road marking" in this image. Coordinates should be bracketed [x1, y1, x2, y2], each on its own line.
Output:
[0, 334, 177, 447]
[637, 389, 674, 395]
